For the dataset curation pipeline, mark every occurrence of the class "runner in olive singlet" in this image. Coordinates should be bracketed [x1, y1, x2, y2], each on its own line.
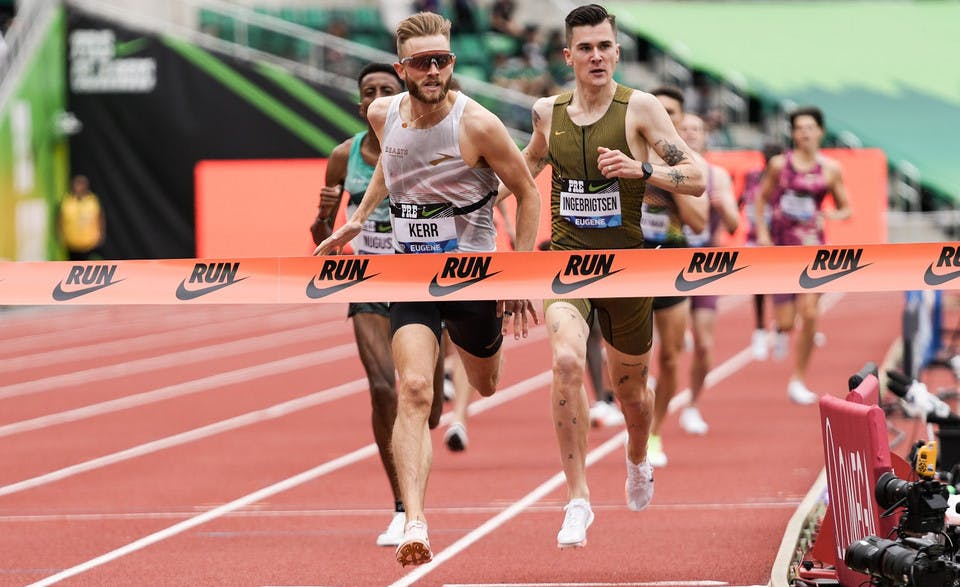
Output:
[500, 4, 706, 549]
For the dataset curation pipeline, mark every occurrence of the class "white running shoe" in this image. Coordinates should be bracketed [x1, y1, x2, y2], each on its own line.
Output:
[772, 331, 790, 361]
[787, 379, 818, 405]
[395, 520, 432, 566]
[556, 498, 594, 548]
[376, 511, 406, 546]
[679, 406, 709, 435]
[444, 422, 468, 452]
[625, 458, 655, 511]
[588, 400, 613, 427]
[814, 331, 827, 347]
[751, 329, 769, 361]
[647, 434, 668, 468]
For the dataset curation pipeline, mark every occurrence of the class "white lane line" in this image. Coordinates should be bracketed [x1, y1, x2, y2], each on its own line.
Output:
[0, 344, 355, 438]
[669, 292, 846, 413]
[25, 444, 379, 587]
[0, 306, 335, 372]
[437, 584, 707, 587]
[0, 323, 338, 400]
[389, 431, 629, 587]
[0, 305, 319, 356]
[25, 371, 552, 587]
[0, 499, 802, 523]
[0, 376, 366, 498]
[391, 328, 785, 587]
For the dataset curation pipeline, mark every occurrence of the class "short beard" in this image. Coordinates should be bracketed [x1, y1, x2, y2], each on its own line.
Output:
[408, 76, 450, 104]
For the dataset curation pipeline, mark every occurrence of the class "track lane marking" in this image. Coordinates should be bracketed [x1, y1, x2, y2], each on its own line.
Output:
[0, 345, 354, 438]
[0, 374, 367, 498]
[0, 323, 345, 400]
[25, 371, 552, 586]
[388, 324, 768, 587]
[0, 306, 336, 372]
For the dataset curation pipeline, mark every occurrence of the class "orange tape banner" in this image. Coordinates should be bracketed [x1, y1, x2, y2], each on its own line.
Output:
[2, 243, 959, 305]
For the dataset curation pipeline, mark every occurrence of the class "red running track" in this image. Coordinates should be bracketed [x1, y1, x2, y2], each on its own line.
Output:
[0, 291, 903, 586]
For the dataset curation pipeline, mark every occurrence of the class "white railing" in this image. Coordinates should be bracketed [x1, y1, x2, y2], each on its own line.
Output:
[66, 0, 537, 140]
[0, 0, 60, 115]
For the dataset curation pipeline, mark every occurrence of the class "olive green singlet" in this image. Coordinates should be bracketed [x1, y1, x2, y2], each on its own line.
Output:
[548, 84, 646, 251]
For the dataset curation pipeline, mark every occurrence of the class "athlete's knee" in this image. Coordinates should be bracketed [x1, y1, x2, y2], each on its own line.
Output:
[472, 364, 500, 398]
[552, 347, 585, 388]
[658, 348, 681, 372]
[799, 304, 819, 323]
[396, 373, 434, 410]
[615, 379, 653, 411]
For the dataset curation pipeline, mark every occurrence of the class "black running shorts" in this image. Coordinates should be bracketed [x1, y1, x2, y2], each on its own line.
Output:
[390, 300, 503, 358]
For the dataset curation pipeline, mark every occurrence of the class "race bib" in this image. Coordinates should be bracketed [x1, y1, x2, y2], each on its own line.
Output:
[393, 202, 458, 253]
[640, 203, 670, 242]
[352, 219, 394, 255]
[779, 190, 817, 221]
[559, 178, 622, 229]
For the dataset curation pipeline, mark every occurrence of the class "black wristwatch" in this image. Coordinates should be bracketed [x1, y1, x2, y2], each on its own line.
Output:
[641, 161, 653, 181]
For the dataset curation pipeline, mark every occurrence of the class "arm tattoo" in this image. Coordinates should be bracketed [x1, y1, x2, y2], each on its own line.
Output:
[669, 168, 689, 188]
[656, 140, 687, 166]
[533, 157, 548, 175]
[532, 109, 541, 127]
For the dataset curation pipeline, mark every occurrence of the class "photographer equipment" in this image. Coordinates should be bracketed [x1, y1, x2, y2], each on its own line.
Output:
[886, 370, 960, 426]
[887, 369, 960, 474]
[845, 535, 958, 587]
[844, 441, 960, 586]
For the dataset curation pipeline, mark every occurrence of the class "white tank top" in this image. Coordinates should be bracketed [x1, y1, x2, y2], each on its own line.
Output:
[381, 91, 500, 254]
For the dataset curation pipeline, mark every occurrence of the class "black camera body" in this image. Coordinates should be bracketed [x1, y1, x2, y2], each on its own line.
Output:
[875, 472, 950, 535]
[844, 471, 960, 586]
[846, 535, 959, 587]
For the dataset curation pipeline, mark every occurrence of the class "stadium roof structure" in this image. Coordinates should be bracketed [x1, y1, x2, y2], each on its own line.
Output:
[611, 1, 960, 203]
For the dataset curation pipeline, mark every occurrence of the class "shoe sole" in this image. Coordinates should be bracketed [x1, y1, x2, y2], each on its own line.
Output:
[376, 535, 402, 547]
[557, 538, 587, 549]
[396, 540, 432, 566]
[445, 433, 466, 452]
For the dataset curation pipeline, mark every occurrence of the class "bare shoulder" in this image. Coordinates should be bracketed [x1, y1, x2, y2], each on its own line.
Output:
[626, 89, 659, 112]
[820, 154, 843, 176]
[330, 136, 354, 162]
[462, 97, 509, 139]
[366, 95, 393, 129]
[767, 153, 788, 174]
[532, 95, 558, 118]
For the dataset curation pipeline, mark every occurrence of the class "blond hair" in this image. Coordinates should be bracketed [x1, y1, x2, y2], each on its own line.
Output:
[395, 12, 451, 56]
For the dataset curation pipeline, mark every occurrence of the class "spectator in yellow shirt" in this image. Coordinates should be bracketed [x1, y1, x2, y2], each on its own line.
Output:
[58, 175, 105, 260]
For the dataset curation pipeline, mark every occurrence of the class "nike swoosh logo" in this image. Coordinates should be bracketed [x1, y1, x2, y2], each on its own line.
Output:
[674, 267, 747, 292]
[554, 131, 566, 136]
[429, 153, 455, 166]
[306, 274, 379, 299]
[798, 264, 871, 289]
[923, 264, 960, 286]
[51, 279, 125, 301]
[587, 180, 616, 193]
[421, 206, 445, 219]
[428, 272, 501, 297]
[551, 269, 623, 295]
[175, 277, 249, 300]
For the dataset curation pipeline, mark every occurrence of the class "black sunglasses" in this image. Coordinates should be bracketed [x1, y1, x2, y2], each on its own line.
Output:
[400, 52, 456, 72]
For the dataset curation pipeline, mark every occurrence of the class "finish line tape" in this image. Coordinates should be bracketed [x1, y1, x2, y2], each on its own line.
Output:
[2, 242, 959, 305]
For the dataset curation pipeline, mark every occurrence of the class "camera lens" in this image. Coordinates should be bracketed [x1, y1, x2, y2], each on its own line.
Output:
[845, 536, 918, 584]
[876, 471, 913, 509]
